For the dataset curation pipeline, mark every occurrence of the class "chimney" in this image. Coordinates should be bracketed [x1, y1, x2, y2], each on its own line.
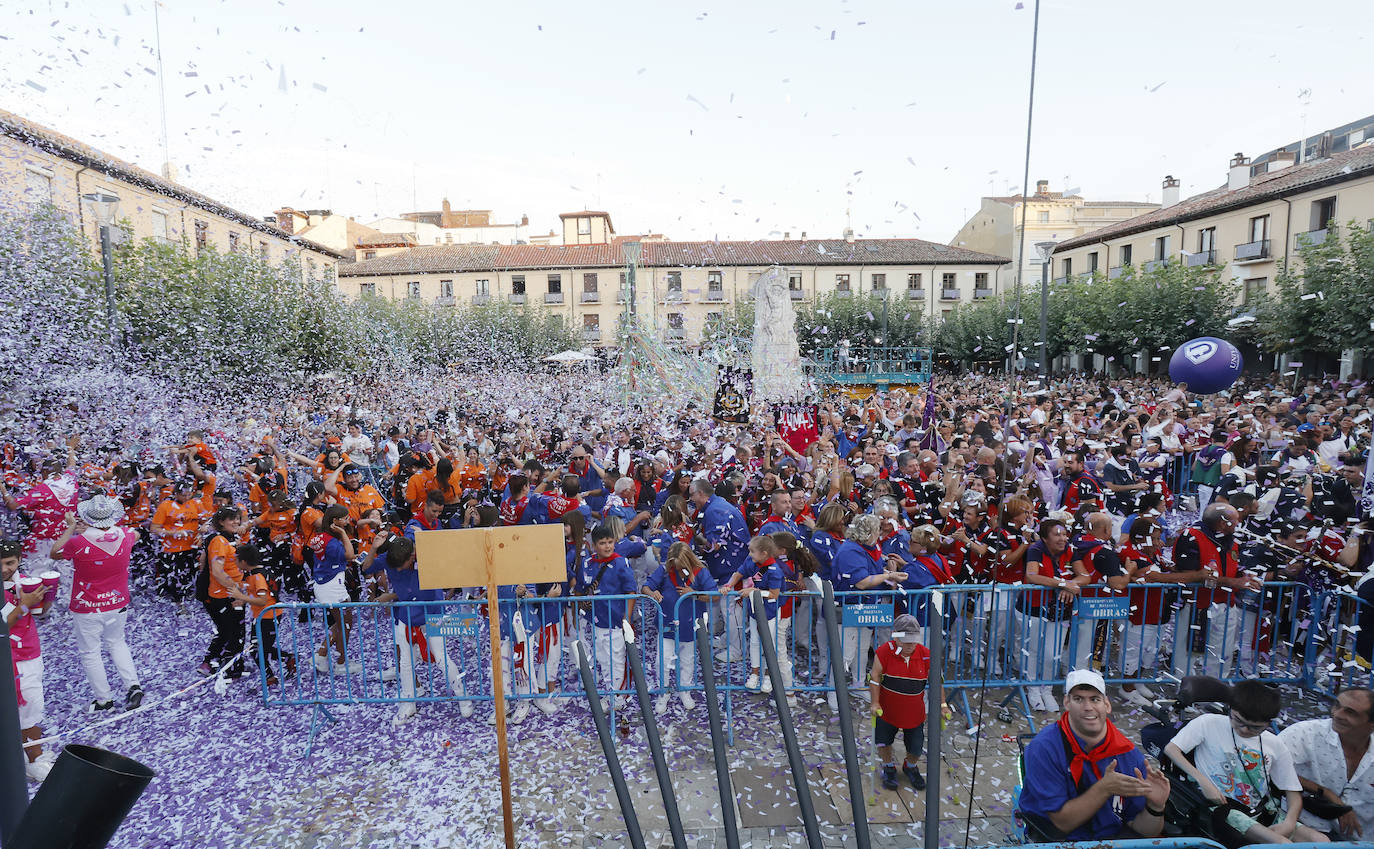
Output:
[800, 231, 807, 240]
[843, 227, 855, 243]
[274, 208, 296, 234]
[1161, 175, 1180, 207]
[1228, 152, 1250, 192]
[161, 161, 178, 182]
[1267, 148, 1296, 173]
[1035, 179, 1050, 196]
[784, 231, 790, 240]
[520, 214, 529, 226]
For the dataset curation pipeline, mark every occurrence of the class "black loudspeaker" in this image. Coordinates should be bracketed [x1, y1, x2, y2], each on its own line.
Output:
[9, 744, 155, 849]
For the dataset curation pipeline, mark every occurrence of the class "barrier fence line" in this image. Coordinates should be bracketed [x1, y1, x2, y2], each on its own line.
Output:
[252, 580, 1343, 752]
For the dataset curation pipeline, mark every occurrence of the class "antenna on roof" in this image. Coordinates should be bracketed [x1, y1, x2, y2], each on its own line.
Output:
[153, 2, 171, 180]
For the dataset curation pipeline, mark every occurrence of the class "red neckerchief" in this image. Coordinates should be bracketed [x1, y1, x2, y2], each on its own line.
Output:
[917, 553, 954, 584]
[764, 515, 788, 525]
[1057, 712, 1136, 785]
[590, 552, 619, 565]
[668, 564, 700, 590]
[864, 545, 882, 563]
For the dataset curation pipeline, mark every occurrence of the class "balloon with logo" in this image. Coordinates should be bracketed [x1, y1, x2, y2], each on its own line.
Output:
[1168, 336, 1244, 395]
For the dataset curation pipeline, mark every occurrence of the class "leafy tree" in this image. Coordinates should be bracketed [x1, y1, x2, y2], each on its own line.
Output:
[1254, 222, 1374, 356]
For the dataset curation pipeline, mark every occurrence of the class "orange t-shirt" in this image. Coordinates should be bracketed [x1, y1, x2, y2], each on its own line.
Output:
[245, 572, 279, 619]
[152, 497, 208, 553]
[257, 508, 296, 544]
[298, 505, 324, 539]
[405, 468, 437, 513]
[458, 463, 486, 493]
[206, 534, 243, 599]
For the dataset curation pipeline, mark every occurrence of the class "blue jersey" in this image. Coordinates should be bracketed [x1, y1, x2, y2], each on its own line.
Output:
[578, 554, 636, 629]
[832, 539, 883, 603]
[1018, 721, 1147, 840]
[312, 536, 349, 584]
[759, 515, 802, 539]
[698, 495, 751, 582]
[495, 583, 541, 633]
[645, 564, 717, 642]
[362, 552, 444, 626]
[736, 557, 784, 621]
[807, 531, 844, 582]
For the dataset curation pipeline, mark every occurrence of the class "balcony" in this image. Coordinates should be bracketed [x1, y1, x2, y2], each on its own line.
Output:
[973, 288, 993, 299]
[789, 289, 804, 300]
[580, 291, 600, 303]
[1108, 266, 1124, 279]
[1143, 258, 1168, 272]
[663, 290, 684, 303]
[1053, 276, 1067, 285]
[705, 289, 725, 302]
[1186, 249, 1216, 267]
[906, 288, 925, 300]
[940, 289, 959, 300]
[435, 295, 455, 306]
[508, 292, 526, 304]
[471, 293, 491, 306]
[1234, 239, 1271, 263]
[1294, 228, 1328, 248]
[582, 329, 602, 343]
[666, 327, 686, 340]
[544, 292, 564, 304]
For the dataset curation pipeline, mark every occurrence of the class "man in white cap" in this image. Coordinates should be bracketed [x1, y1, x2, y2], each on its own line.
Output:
[49, 495, 144, 712]
[1017, 668, 1170, 840]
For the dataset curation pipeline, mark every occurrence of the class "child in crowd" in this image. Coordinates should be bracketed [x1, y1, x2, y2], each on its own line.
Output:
[2, 540, 54, 781]
[724, 535, 786, 693]
[642, 541, 717, 714]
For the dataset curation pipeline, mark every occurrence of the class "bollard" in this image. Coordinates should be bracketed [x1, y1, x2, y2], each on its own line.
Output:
[820, 579, 871, 849]
[694, 616, 741, 849]
[624, 622, 687, 849]
[574, 639, 646, 849]
[9, 744, 155, 849]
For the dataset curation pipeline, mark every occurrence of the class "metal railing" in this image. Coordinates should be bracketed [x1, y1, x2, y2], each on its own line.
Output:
[544, 292, 564, 304]
[1235, 239, 1271, 261]
[1186, 249, 1216, 267]
[1295, 228, 1328, 248]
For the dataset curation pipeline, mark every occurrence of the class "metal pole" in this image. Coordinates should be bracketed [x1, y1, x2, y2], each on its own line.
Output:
[923, 591, 945, 849]
[574, 639, 647, 849]
[694, 618, 741, 849]
[0, 618, 28, 845]
[1039, 257, 1049, 378]
[625, 623, 687, 849]
[628, 260, 637, 329]
[751, 593, 823, 849]
[821, 580, 872, 849]
[100, 224, 117, 347]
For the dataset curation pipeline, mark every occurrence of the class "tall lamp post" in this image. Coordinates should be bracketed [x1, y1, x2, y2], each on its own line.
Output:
[82, 192, 121, 348]
[1035, 240, 1056, 378]
[622, 240, 642, 332]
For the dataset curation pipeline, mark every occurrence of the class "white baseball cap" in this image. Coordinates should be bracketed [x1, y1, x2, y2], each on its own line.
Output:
[1064, 668, 1106, 695]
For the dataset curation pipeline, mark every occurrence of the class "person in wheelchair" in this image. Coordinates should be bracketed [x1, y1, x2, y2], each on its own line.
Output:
[1018, 669, 1171, 840]
[1164, 679, 1329, 844]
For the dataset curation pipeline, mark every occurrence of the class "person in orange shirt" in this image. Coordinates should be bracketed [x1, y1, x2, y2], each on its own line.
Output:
[326, 465, 385, 524]
[405, 464, 438, 516]
[255, 489, 297, 582]
[237, 543, 293, 687]
[198, 507, 252, 678]
[149, 465, 215, 603]
[458, 447, 486, 493]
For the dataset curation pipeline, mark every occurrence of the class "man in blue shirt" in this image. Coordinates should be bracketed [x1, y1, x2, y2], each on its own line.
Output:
[690, 478, 751, 661]
[1018, 669, 1170, 840]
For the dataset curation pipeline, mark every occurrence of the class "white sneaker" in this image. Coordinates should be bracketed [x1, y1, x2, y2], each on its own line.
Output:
[714, 650, 732, 662]
[394, 704, 417, 725]
[379, 667, 398, 682]
[459, 700, 474, 718]
[653, 694, 670, 714]
[313, 653, 330, 674]
[25, 754, 54, 782]
[1039, 687, 1059, 712]
[535, 697, 559, 716]
[760, 676, 773, 694]
[745, 674, 760, 691]
[488, 707, 503, 725]
[826, 692, 838, 712]
[1134, 681, 1157, 700]
[1026, 688, 1045, 712]
[679, 691, 696, 710]
[510, 701, 530, 725]
[1123, 688, 1154, 709]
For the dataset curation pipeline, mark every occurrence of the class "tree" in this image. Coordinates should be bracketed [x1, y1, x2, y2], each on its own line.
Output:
[1254, 222, 1374, 357]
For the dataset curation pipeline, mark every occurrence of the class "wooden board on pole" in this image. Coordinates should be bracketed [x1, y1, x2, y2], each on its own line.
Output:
[413, 524, 566, 849]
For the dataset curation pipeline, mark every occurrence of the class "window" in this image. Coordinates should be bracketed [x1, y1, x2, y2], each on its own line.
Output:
[258, 243, 270, 262]
[307, 258, 317, 278]
[547, 274, 561, 294]
[1119, 244, 1133, 266]
[440, 280, 454, 298]
[705, 311, 722, 326]
[835, 274, 851, 291]
[1198, 227, 1215, 253]
[942, 272, 956, 288]
[512, 275, 526, 295]
[871, 273, 886, 290]
[1243, 277, 1267, 304]
[975, 272, 989, 290]
[193, 219, 208, 251]
[1088, 251, 1099, 272]
[1249, 215, 1269, 243]
[24, 169, 51, 204]
[583, 314, 600, 330]
[1154, 235, 1170, 260]
[476, 279, 490, 295]
[708, 270, 724, 290]
[407, 281, 421, 299]
[577, 218, 592, 236]
[151, 210, 169, 242]
[668, 312, 684, 329]
[907, 273, 922, 290]
[1060, 258, 1072, 278]
[1037, 210, 1050, 224]
[444, 232, 453, 244]
[358, 282, 375, 297]
[619, 272, 627, 287]
[228, 232, 240, 253]
[788, 272, 802, 291]
[363, 250, 377, 260]
[583, 273, 598, 293]
[1312, 196, 1337, 230]
[667, 271, 682, 292]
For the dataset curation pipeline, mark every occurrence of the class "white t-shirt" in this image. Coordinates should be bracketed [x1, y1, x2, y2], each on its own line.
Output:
[1171, 712, 1301, 809]
[1278, 718, 1374, 837]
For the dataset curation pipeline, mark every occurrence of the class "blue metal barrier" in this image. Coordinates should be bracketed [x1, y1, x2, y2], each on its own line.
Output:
[1305, 587, 1373, 697]
[984, 841, 1227, 849]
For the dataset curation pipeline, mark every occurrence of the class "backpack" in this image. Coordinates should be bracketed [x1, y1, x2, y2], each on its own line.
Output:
[1191, 445, 1225, 487]
[194, 534, 224, 604]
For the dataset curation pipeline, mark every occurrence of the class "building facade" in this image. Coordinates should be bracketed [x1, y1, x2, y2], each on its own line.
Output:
[1050, 145, 1374, 312]
[337, 237, 1011, 346]
[0, 109, 341, 274]
[950, 180, 1159, 285]
[368, 200, 530, 246]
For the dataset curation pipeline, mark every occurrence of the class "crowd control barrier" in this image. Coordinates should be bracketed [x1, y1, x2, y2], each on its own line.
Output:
[256, 580, 1334, 753]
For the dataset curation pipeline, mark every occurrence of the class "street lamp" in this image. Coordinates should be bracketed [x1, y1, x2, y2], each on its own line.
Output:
[82, 192, 120, 348]
[622, 241, 642, 330]
[1035, 240, 1056, 378]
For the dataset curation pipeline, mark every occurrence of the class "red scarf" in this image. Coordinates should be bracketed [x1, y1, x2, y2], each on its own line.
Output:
[864, 545, 882, 563]
[1057, 712, 1136, 786]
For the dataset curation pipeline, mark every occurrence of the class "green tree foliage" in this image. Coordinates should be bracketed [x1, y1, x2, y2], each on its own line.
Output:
[1254, 222, 1374, 356]
[793, 292, 930, 356]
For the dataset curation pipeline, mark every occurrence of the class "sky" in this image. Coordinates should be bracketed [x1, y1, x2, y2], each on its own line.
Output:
[2, 0, 1372, 247]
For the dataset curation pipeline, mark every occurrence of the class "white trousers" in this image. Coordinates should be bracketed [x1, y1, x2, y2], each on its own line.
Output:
[1016, 611, 1067, 682]
[1121, 623, 1162, 675]
[749, 615, 793, 687]
[72, 609, 139, 702]
[659, 636, 698, 690]
[592, 624, 627, 695]
[1203, 603, 1244, 679]
[841, 624, 872, 689]
[395, 621, 466, 707]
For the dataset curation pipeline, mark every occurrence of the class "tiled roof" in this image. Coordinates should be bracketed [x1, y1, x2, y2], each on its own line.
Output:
[356, 232, 417, 247]
[0, 108, 343, 259]
[339, 238, 1010, 277]
[1054, 144, 1374, 252]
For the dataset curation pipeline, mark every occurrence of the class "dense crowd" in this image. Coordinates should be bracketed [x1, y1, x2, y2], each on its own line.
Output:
[3, 367, 1372, 832]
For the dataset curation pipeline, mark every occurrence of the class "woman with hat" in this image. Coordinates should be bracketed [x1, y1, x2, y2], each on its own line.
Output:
[48, 495, 144, 712]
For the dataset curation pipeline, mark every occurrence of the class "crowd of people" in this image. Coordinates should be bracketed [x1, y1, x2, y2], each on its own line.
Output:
[2, 366, 1372, 843]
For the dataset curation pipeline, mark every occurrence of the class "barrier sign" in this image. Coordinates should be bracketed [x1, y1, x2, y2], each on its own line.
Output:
[1076, 597, 1129, 619]
[425, 614, 481, 638]
[842, 603, 894, 628]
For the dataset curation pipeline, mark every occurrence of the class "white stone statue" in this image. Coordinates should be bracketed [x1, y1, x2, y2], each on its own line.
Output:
[751, 266, 805, 401]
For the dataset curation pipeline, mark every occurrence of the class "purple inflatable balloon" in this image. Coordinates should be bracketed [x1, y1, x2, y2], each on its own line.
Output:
[1168, 336, 1243, 395]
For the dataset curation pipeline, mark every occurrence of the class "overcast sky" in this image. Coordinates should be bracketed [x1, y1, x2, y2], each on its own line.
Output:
[2, 0, 1371, 247]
